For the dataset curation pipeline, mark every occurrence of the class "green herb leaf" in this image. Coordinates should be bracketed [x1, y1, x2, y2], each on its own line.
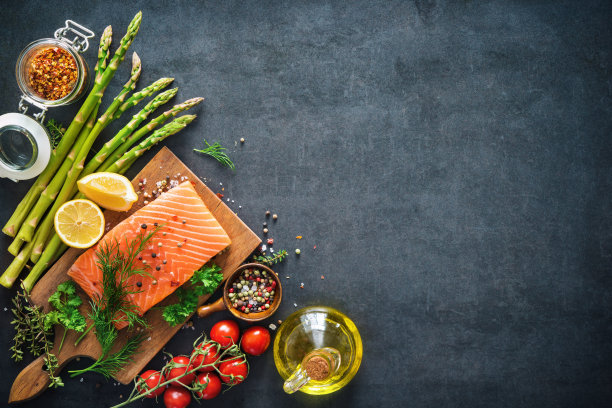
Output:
[45, 280, 86, 332]
[194, 140, 235, 170]
[253, 249, 288, 266]
[44, 119, 65, 149]
[162, 263, 223, 326]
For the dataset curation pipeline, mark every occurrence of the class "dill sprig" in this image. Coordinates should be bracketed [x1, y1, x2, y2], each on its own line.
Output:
[194, 140, 235, 170]
[45, 119, 65, 148]
[253, 249, 288, 266]
[68, 227, 160, 379]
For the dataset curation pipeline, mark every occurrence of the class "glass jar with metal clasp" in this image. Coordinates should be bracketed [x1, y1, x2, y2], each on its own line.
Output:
[0, 20, 94, 182]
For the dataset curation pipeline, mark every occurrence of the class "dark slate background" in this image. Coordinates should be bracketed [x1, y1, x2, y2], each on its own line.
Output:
[0, 1, 611, 407]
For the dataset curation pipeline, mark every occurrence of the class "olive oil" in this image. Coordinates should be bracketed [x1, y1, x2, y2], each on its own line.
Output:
[273, 306, 362, 395]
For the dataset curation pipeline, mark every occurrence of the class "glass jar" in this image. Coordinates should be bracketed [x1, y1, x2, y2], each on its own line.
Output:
[0, 20, 93, 182]
[16, 38, 89, 107]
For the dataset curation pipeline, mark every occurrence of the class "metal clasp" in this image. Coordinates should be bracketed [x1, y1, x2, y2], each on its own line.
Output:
[54, 20, 95, 53]
[18, 96, 48, 123]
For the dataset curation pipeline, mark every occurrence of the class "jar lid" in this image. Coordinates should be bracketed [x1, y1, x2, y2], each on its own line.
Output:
[0, 113, 50, 181]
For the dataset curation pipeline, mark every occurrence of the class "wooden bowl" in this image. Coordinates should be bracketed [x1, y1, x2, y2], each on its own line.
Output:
[197, 263, 282, 322]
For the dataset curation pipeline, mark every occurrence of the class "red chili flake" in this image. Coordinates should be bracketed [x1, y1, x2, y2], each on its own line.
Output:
[28, 46, 78, 100]
[170, 281, 180, 287]
[313, 245, 317, 250]
[321, 275, 325, 280]
[267, 238, 274, 245]
[296, 236, 302, 239]
[216, 193, 224, 199]
[172, 215, 178, 221]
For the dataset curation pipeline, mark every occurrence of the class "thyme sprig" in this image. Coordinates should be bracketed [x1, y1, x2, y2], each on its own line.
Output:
[68, 227, 160, 379]
[10, 285, 63, 387]
[194, 140, 235, 170]
[254, 249, 288, 266]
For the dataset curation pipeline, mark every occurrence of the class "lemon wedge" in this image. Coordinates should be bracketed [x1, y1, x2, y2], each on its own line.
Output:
[54, 199, 105, 248]
[77, 172, 138, 212]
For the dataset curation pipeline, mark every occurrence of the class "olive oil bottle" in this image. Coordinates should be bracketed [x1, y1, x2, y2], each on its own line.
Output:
[273, 306, 362, 395]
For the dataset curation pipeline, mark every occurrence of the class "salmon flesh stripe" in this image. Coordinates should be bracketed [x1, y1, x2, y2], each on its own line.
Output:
[68, 181, 231, 328]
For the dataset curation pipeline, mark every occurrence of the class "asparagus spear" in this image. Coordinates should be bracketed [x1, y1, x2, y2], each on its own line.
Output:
[2, 12, 141, 237]
[15, 55, 143, 244]
[98, 97, 203, 172]
[107, 115, 196, 173]
[21, 116, 196, 290]
[29, 87, 178, 261]
[95, 25, 113, 80]
[81, 83, 176, 175]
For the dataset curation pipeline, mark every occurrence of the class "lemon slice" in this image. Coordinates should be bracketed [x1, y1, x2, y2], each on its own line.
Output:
[54, 199, 105, 248]
[77, 172, 138, 212]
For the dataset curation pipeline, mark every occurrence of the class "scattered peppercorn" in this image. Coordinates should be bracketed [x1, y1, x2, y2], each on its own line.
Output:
[163, 260, 167, 264]
[156, 266, 161, 271]
[272, 214, 278, 220]
[263, 222, 267, 227]
[182, 220, 186, 224]
[240, 137, 245, 143]
[295, 248, 301, 255]
[265, 210, 270, 217]
[136, 282, 142, 287]
[151, 253, 156, 258]
[141, 224, 147, 229]
[267, 238, 274, 245]
[263, 228, 268, 234]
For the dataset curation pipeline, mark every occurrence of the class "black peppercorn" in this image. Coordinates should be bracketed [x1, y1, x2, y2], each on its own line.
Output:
[156, 266, 161, 271]
[141, 224, 147, 229]
[136, 281, 142, 287]
[151, 253, 156, 258]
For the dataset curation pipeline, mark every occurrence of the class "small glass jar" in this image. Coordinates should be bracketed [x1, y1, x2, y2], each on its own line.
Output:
[0, 20, 93, 182]
[16, 38, 89, 107]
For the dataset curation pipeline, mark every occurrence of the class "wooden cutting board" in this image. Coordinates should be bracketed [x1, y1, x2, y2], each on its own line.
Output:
[9, 147, 260, 403]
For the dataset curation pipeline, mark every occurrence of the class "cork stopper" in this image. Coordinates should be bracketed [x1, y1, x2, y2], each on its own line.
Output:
[303, 356, 330, 381]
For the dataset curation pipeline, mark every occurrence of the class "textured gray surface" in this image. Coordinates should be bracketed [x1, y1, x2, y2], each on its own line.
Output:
[0, 0, 611, 407]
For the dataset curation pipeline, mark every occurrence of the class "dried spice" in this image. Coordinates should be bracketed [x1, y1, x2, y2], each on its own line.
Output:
[304, 356, 330, 381]
[28, 47, 78, 100]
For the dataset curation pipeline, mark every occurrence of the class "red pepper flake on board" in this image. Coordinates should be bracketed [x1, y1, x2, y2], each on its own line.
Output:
[216, 193, 224, 199]
[267, 238, 274, 245]
[296, 236, 302, 239]
[28, 47, 78, 100]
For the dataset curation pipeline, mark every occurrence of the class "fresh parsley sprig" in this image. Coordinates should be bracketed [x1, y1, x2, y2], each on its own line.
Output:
[162, 264, 223, 326]
[45, 281, 87, 352]
[194, 140, 235, 170]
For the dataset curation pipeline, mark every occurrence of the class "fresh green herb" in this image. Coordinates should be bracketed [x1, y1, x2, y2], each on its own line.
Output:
[44, 119, 65, 148]
[194, 140, 235, 170]
[10, 285, 63, 387]
[45, 281, 86, 352]
[68, 228, 159, 379]
[162, 263, 223, 326]
[254, 249, 288, 266]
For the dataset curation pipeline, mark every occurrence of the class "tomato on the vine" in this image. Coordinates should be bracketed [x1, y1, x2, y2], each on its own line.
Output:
[241, 326, 270, 356]
[191, 341, 220, 372]
[210, 320, 240, 348]
[137, 370, 165, 398]
[195, 372, 222, 400]
[218, 356, 248, 385]
[166, 356, 196, 386]
[163, 386, 191, 408]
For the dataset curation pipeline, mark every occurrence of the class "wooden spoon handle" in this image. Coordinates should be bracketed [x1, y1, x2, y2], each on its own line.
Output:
[197, 297, 227, 318]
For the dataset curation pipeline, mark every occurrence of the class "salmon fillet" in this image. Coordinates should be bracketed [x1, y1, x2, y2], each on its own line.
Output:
[68, 181, 231, 328]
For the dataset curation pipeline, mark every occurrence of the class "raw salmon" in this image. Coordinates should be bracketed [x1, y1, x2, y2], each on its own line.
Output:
[68, 181, 231, 328]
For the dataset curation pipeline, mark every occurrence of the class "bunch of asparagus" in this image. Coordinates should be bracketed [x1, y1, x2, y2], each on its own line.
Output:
[0, 12, 203, 291]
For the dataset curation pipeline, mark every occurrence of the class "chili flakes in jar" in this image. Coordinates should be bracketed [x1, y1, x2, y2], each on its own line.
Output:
[28, 47, 78, 101]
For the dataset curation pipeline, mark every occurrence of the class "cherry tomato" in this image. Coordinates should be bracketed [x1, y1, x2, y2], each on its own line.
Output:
[137, 370, 166, 398]
[191, 341, 220, 372]
[163, 386, 191, 408]
[218, 356, 248, 385]
[166, 356, 196, 386]
[241, 326, 271, 356]
[195, 372, 222, 400]
[210, 320, 240, 348]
